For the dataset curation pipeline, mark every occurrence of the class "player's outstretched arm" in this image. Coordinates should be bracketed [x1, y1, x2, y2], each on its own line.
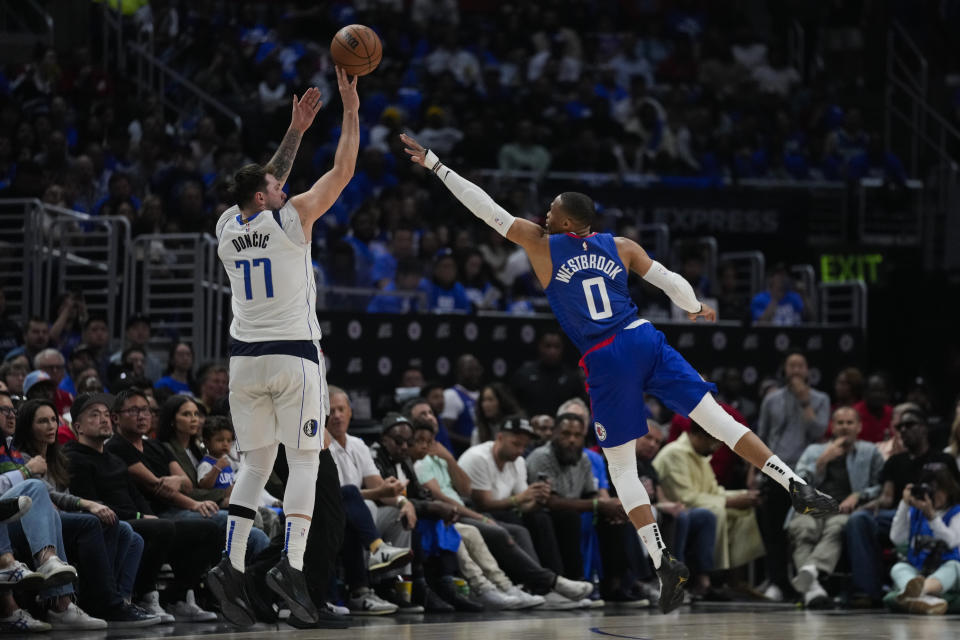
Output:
[615, 236, 716, 322]
[267, 86, 323, 188]
[400, 133, 546, 253]
[290, 67, 360, 229]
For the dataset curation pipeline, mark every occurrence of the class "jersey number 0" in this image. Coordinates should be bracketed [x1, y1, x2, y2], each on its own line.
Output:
[582, 276, 612, 320]
[235, 258, 274, 300]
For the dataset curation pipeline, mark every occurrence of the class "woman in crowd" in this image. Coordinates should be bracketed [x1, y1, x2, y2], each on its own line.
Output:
[890, 466, 960, 614]
[154, 342, 194, 397]
[472, 382, 522, 445]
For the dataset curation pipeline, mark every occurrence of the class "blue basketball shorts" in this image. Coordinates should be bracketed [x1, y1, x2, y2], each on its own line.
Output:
[578, 321, 717, 448]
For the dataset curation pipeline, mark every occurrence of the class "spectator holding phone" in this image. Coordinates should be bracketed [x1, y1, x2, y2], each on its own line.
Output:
[889, 465, 960, 614]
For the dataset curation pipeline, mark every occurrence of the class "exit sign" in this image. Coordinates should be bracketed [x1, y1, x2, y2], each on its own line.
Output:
[820, 254, 883, 283]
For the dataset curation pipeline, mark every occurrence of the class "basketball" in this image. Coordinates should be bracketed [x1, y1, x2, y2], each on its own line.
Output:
[330, 24, 382, 76]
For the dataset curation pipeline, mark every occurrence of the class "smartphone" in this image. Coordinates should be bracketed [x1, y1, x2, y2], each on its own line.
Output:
[536, 472, 549, 483]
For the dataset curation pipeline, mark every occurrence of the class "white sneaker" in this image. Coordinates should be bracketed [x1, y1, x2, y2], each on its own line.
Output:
[137, 590, 176, 624]
[34, 555, 77, 586]
[45, 603, 108, 630]
[763, 583, 784, 602]
[326, 601, 350, 616]
[580, 597, 605, 608]
[539, 591, 581, 610]
[349, 588, 398, 615]
[791, 564, 817, 594]
[0, 608, 51, 633]
[0, 560, 44, 590]
[504, 586, 545, 609]
[906, 595, 948, 615]
[368, 542, 412, 572]
[553, 575, 593, 601]
[803, 580, 830, 608]
[166, 589, 218, 622]
[475, 586, 519, 610]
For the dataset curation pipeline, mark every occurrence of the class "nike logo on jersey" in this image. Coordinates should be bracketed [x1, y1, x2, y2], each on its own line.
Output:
[231, 232, 271, 253]
[554, 254, 623, 284]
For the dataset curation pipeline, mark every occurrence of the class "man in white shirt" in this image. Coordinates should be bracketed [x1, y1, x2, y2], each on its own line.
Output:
[325, 387, 412, 615]
[459, 418, 587, 594]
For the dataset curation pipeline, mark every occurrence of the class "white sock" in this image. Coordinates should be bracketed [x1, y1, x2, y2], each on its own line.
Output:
[226, 515, 254, 572]
[638, 522, 666, 569]
[762, 454, 805, 491]
[284, 515, 311, 570]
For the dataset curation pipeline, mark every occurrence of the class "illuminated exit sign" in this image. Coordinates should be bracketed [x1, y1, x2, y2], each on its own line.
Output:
[820, 254, 883, 283]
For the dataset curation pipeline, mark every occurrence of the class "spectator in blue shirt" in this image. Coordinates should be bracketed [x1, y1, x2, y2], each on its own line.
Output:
[426, 250, 471, 313]
[366, 258, 428, 314]
[847, 135, 907, 184]
[750, 264, 805, 326]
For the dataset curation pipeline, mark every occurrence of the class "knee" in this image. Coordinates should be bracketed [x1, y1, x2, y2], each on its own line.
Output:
[19, 478, 50, 500]
[846, 511, 871, 534]
[690, 508, 716, 528]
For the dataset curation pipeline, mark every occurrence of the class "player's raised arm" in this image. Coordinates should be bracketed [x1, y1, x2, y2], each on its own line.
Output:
[614, 236, 716, 322]
[290, 67, 360, 229]
[267, 86, 323, 188]
[400, 133, 546, 253]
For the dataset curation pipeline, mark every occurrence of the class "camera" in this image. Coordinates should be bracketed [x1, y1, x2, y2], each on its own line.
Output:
[910, 483, 931, 500]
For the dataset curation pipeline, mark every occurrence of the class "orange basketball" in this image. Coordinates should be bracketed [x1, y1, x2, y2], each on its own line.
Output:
[330, 24, 382, 76]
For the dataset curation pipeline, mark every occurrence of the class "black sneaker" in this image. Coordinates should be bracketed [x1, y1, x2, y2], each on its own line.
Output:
[265, 556, 318, 624]
[0, 496, 31, 523]
[207, 557, 256, 627]
[413, 581, 455, 613]
[104, 602, 162, 628]
[288, 605, 350, 630]
[656, 552, 689, 614]
[244, 569, 279, 623]
[789, 479, 840, 518]
[436, 579, 485, 612]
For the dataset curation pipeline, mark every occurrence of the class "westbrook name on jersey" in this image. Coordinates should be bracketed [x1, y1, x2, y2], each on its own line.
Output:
[216, 201, 322, 343]
[545, 232, 639, 354]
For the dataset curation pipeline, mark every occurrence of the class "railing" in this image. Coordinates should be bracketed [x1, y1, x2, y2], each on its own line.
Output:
[885, 22, 929, 174]
[0, 199, 40, 324]
[857, 177, 925, 245]
[720, 250, 765, 301]
[127, 234, 225, 366]
[819, 281, 867, 331]
[791, 264, 818, 321]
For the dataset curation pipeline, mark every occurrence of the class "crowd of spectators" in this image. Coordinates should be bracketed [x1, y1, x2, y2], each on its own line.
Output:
[1, 282, 960, 628]
[0, 1, 907, 321]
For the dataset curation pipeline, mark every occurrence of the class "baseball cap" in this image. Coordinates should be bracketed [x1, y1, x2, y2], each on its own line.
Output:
[382, 413, 413, 431]
[23, 370, 53, 396]
[69, 343, 94, 361]
[501, 416, 535, 437]
[70, 392, 115, 422]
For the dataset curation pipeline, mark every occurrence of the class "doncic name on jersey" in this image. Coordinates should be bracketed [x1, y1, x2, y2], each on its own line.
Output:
[553, 252, 623, 284]
[230, 231, 270, 253]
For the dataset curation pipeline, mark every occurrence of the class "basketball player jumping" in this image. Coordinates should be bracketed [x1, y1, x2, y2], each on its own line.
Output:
[207, 68, 360, 627]
[400, 133, 839, 614]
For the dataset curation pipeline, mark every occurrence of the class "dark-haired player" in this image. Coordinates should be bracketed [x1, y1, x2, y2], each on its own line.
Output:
[400, 133, 839, 614]
[208, 68, 359, 627]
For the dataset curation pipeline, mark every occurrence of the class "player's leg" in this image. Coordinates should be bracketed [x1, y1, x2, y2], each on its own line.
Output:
[646, 331, 839, 516]
[264, 352, 325, 623]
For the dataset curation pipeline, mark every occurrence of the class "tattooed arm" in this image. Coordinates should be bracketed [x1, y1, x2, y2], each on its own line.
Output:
[290, 67, 360, 232]
[266, 86, 323, 188]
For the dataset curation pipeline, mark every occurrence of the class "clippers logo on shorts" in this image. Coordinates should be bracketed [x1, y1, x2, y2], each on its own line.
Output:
[303, 419, 319, 437]
[595, 422, 607, 442]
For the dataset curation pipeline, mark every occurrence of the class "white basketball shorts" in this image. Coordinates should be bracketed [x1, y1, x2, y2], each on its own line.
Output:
[228, 340, 328, 452]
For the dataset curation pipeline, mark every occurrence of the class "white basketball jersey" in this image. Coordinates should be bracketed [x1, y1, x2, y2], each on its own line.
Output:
[216, 202, 322, 342]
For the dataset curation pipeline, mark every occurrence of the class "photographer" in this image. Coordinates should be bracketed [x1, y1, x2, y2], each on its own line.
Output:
[889, 465, 960, 615]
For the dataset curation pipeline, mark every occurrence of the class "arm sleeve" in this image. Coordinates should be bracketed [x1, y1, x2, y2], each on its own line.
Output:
[424, 150, 516, 238]
[890, 501, 911, 546]
[641, 260, 701, 314]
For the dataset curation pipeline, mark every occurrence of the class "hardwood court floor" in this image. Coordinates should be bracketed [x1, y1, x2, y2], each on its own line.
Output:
[84, 604, 960, 640]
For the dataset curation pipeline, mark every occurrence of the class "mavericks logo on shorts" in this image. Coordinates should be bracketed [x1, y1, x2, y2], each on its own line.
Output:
[595, 422, 607, 442]
[303, 419, 319, 437]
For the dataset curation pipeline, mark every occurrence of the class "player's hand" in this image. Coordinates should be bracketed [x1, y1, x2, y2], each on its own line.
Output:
[687, 302, 716, 323]
[290, 86, 323, 133]
[335, 66, 359, 113]
[400, 133, 428, 167]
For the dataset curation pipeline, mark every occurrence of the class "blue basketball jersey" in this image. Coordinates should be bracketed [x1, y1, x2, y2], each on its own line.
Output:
[545, 232, 639, 353]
